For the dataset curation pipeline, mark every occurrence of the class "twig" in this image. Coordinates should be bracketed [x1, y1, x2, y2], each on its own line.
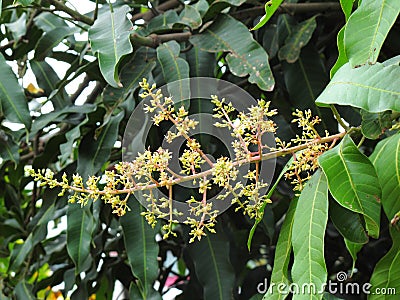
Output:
[130, 32, 192, 48]
[47, 0, 94, 25]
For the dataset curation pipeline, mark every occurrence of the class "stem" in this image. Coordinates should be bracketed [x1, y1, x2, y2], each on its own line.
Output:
[53, 132, 346, 196]
[131, 0, 181, 22]
[130, 32, 192, 48]
[330, 105, 350, 131]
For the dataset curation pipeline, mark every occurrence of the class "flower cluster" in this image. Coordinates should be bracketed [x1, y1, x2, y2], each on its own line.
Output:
[29, 80, 340, 242]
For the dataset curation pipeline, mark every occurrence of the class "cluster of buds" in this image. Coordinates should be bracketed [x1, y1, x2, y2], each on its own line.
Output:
[29, 80, 339, 242]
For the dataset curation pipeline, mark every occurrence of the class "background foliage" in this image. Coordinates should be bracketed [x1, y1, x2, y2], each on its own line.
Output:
[0, 0, 399, 299]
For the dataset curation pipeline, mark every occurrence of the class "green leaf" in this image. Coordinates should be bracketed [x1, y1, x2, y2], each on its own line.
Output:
[67, 204, 94, 274]
[77, 111, 124, 179]
[282, 44, 336, 132]
[369, 227, 400, 300]
[188, 223, 235, 300]
[248, 156, 294, 251]
[30, 60, 70, 109]
[0, 53, 31, 129]
[316, 62, 400, 113]
[34, 12, 67, 32]
[344, 239, 363, 273]
[278, 16, 317, 63]
[264, 197, 298, 299]
[186, 46, 215, 78]
[156, 40, 190, 102]
[344, 0, 400, 67]
[252, 0, 284, 31]
[360, 110, 392, 139]
[14, 281, 34, 300]
[15, 0, 34, 5]
[5, 13, 26, 41]
[120, 199, 160, 299]
[0, 133, 19, 164]
[103, 47, 156, 108]
[89, 5, 133, 87]
[291, 170, 328, 300]
[34, 27, 77, 61]
[319, 135, 381, 238]
[329, 199, 368, 244]
[340, 0, 354, 21]
[177, 5, 202, 29]
[382, 54, 400, 67]
[203, 0, 247, 21]
[330, 27, 348, 78]
[190, 15, 274, 91]
[370, 133, 400, 221]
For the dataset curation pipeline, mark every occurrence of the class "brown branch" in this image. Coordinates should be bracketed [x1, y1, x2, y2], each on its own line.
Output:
[130, 32, 192, 48]
[47, 0, 94, 25]
[231, 2, 341, 20]
[131, 0, 181, 23]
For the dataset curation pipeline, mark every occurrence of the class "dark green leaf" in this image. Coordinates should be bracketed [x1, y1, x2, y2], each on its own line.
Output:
[34, 27, 77, 61]
[177, 5, 202, 29]
[203, 0, 247, 21]
[319, 135, 381, 238]
[30, 60, 70, 109]
[121, 199, 160, 299]
[190, 15, 274, 91]
[344, 0, 400, 67]
[291, 170, 328, 300]
[329, 199, 368, 244]
[344, 239, 363, 272]
[14, 281, 34, 300]
[369, 227, 400, 299]
[370, 133, 400, 221]
[264, 197, 298, 299]
[361, 110, 392, 139]
[278, 16, 317, 63]
[77, 111, 124, 178]
[67, 204, 94, 274]
[186, 46, 215, 78]
[0, 133, 19, 164]
[156, 40, 190, 102]
[0, 53, 31, 129]
[316, 63, 400, 113]
[188, 223, 235, 300]
[34, 12, 67, 32]
[89, 5, 133, 87]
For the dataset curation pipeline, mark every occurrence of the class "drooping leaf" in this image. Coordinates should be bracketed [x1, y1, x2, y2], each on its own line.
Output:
[203, 0, 247, 21]
[370, 133, 400, 221]
[0, 53, 31, 129]
[0, 133, 19, 164]
[330, 27, 348, 78]
[190, 15, 274, 91]
[30, 60, 70, 109]
[67, 204, 94, 275]
[14, 281, 34, 299]
[329, 199, 368, 244]
[156, 40, 190, 102]
[252, 0, 284, 31]
[120, 198, 160, 299]
[89, 5, 133, 87]
[188, 223, 235, 300]
[264, 197, 298, 299]
[344, 0, 400, 67]
[248, 156, 294, 251]
[340, 0, 354, 21]
[369, 227, 400, 300]
[344, 239, 363, 273]
[176, 5, 202, 29]
[278, 16, 317, 63]
[282, 44, 336, 132]
[291, 170, 328, 300]
[77, 111, 124, 179]
[316, 62, 400, 113]
[5, 13, 26, 41]
[319, 135, 381, 238]
[103, 47, 156, 108]
[34, 27, 77, 61]
[360, 110, 392, 139]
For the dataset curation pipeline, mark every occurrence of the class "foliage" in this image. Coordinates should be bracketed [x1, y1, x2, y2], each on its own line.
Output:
[0, 0, 399, 299]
